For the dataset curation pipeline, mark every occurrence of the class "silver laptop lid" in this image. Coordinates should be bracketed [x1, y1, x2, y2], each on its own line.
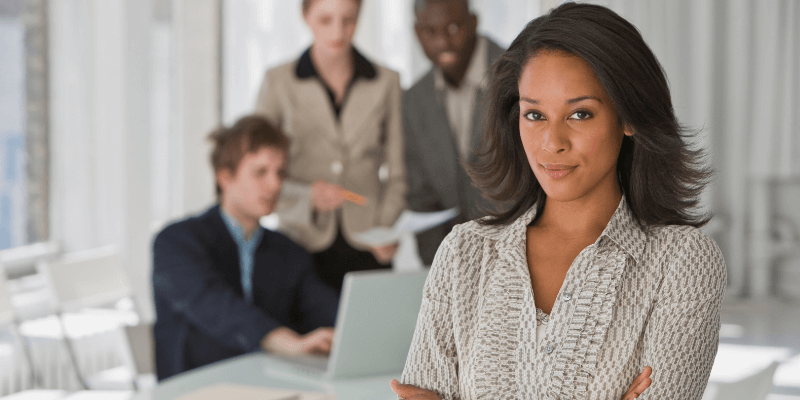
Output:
[326, 269, 428, 379]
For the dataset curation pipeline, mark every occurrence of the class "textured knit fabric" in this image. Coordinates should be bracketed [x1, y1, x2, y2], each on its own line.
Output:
[400, 198, 726, 400]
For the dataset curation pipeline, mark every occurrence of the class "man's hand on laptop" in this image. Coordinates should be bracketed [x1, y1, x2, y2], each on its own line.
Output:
[260, 326, 335, 356]
[369, 243, 399, 264]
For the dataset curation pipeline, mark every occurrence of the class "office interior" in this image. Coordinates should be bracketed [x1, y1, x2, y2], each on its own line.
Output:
[0, 0, 798, 399]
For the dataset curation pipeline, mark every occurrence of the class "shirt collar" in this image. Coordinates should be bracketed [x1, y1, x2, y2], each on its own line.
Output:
[498, 196, 647, 263]
[597, 197, 647, 262]
[295, 46, 377, 81]
[219, 207, 263, 246]
[433, 35, 489, 93]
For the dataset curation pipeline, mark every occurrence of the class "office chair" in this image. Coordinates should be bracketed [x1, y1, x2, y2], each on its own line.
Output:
[38, 246, 139, 391]
[703, 360, 781, 400]
[0, 266, 42, 395]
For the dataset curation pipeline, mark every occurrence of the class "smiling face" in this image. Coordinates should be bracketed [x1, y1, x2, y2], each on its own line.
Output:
[218, 146, 287, 230]
[304, 0, 360, 59]
[518, 51, 630, 205]
[414, 0, 477, 84]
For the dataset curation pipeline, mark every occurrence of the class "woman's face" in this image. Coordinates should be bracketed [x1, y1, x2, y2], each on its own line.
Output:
[518, 51, 630, 204]
[304, 0, 359, 58]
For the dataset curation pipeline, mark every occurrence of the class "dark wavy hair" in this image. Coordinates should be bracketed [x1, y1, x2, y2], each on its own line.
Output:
[208, 115, 289, 199]
[470, 2, 712, 228]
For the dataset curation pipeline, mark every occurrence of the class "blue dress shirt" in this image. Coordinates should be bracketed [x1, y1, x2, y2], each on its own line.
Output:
[220, 209, 264, 304]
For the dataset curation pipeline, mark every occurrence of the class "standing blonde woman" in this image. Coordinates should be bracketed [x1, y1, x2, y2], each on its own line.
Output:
[256, 0, 406, 293]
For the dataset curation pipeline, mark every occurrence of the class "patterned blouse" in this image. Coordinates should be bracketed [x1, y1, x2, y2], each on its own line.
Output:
[401, 198, 726, 400]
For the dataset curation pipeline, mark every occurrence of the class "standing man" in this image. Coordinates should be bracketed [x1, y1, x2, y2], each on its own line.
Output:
[404, 0, 505, 265]
[152, 116, 338, 380]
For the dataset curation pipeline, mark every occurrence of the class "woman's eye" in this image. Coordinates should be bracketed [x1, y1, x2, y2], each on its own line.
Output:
[524, 111, 544, 121]
[569, 110, 592, 120]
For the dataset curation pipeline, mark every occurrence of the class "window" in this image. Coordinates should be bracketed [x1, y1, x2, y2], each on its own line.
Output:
[0, 0, 48, 250]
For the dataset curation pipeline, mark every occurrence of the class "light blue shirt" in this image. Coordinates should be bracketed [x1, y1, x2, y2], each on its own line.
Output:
[220, 209, 264, 305]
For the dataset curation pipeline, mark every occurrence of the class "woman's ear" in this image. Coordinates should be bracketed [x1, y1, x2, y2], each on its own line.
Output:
[623, 126, 634, 137]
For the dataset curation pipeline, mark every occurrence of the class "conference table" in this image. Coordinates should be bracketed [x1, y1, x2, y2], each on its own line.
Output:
[128, 343, 796, 400]
[130, 353, 400, 400]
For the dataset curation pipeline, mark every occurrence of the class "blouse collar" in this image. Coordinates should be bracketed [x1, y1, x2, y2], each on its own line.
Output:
[494, 196, 647, 263]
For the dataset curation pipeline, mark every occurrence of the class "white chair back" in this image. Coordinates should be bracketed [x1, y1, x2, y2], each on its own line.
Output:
[708, 360, 780, 400]
[43, 246, 131, 312]
[37, 246, 140, 391]
[0, 265, 43, 395]
[0, 269, 15, 325]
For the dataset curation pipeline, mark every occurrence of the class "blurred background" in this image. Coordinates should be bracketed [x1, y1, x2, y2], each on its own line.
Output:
[0, 0, 798, 398]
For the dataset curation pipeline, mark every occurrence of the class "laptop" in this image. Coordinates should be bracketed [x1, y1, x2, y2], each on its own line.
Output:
[268, 269, 429, 380]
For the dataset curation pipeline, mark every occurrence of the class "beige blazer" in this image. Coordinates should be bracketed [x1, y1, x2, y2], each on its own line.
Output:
[255, 57, 407, 253]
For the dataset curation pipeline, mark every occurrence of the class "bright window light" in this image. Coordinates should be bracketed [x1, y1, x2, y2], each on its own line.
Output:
[709, 344, 792, 383]
[774, 354, 800, 388]
[719, 323, 744, 338]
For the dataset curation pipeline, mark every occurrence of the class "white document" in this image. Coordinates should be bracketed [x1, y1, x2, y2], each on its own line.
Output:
[175, 383, 335, 400]
[353, 208, 459, 247]
[274, 181, 313, 226]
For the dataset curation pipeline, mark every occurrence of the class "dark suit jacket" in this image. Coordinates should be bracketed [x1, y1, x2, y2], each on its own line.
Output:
[403, 37, 505, 265]
[152, 205, 338, 380]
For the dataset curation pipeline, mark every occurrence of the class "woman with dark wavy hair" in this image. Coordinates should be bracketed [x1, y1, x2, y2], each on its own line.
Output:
[391, 3, 725, 399]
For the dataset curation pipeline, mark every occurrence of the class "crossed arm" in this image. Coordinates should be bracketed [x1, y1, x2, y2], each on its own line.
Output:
[391, 369, 653, 400]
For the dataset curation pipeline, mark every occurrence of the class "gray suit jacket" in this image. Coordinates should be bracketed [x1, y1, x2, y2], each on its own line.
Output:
[403, 37, 505, 265]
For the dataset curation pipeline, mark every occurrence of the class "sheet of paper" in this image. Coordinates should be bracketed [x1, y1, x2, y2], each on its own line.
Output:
[393, 208, 459, 233]
[275, 181, 313, 226]
[352, 208, 459, 247]
[175, 383, 335, 400]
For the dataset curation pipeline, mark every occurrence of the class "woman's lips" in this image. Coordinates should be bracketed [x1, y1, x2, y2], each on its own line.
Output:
[541, 164, 576, 179]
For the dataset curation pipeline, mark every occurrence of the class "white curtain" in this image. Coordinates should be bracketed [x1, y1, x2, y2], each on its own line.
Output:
[49, 0, 157, 321]
[587, 0, 800, 299]
[221, 0, 541, 125]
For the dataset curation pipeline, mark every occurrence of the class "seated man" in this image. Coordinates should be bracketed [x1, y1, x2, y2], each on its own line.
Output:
[153, 115, 338, 380]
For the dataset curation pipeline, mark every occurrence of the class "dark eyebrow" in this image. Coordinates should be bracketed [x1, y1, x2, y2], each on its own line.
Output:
[567, 95, 602, 104]
[519, 95, 603, 105]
